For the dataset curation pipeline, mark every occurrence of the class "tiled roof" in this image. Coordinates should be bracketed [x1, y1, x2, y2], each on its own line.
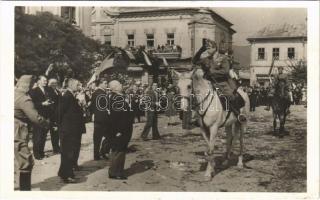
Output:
[248, 23, 307, 40]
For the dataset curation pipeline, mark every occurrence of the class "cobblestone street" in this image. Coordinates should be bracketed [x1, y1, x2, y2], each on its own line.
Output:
[14, 105, 306, 192]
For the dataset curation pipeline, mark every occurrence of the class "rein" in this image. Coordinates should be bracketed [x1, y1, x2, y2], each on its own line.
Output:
[190, 71, 232, 128]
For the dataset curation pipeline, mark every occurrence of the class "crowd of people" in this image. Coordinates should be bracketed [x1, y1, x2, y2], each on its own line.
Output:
[244, 82, 306, 112]
[14, 71, 195, 190]
[14, 39, 306, 191]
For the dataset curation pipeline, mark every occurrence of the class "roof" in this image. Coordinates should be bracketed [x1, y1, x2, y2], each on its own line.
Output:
[247, 23, 307, 41]
[107, 7, 234, 27]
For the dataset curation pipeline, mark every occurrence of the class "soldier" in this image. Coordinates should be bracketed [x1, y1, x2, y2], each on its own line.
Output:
[266, 66, 293, 111]
[192, 39, 246, 122]
[15, 75, 49, 190]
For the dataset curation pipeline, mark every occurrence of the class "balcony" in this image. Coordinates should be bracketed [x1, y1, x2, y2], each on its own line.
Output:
[151, 45, 182, 59]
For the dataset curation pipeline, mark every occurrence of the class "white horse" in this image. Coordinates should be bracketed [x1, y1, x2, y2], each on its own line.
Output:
[174, 68, 250, 179]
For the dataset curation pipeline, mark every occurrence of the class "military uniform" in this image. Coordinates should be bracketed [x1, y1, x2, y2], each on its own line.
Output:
[14, 75, 49, 190]
[192, 43, 245, 121]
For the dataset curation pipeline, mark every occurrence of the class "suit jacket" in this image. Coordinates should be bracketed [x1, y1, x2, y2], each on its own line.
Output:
[47, 87, 61, 122]
[90, 88, 110, 124]
[109, 92, 134, 151]
[29, 86, 51, 119]
[145, 89, 158, 111]
[56, 90, 86, 135]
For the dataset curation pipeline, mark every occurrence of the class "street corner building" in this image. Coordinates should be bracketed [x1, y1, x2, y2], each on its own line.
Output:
[247, 23, 307, 86]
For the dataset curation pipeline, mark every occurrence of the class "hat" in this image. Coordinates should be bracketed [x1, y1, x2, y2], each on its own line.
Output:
[16, 75, 35, 92]
[109, 80, 123, 94]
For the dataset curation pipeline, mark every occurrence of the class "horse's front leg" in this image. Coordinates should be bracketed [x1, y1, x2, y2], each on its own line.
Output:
[273, 113, 277, 134]
[222, 125, 233, 166]
[279, 113, 286, 138]
[237, 122, 244, 169]
[204, 124, 219, 179]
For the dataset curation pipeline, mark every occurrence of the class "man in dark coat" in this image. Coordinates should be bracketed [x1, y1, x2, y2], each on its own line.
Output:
[140, 82, 161, 140]
[56, 78, 86, 183]
[29, 75, 52, 159]
[108, 80, 134, 180]
[90, 78, 110, 160]
[15, 75, 50, 190]
[47, 78, 61, 154]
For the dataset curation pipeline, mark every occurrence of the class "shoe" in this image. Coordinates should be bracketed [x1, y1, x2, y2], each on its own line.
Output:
[101, 154, 109, 160]
[19, 172, 31, 191]
[141, 135, 148, 141]
[152, 136, 161, 140]
[108, 175, 127, 180]
[73, 165, 81, 171]
[237, 114, 247, 123]
[94, 156, 101, 161]
[53, 149, 60, 154]
[62, 177, 77, 183]
[34, 156, 43, 160]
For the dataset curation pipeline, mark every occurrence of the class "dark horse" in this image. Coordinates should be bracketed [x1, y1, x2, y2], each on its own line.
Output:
[271, 81, 291, 138]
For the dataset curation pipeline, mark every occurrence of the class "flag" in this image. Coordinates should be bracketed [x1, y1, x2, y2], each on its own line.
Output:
[268, 56, 277, 83]
[162, 57, 168, 66]
[87, 73, 96, 87]
[142, 51, 152, 66]
[96, 57, 114, 75]
[268, 56, 277, 76]
[124, 50, 135, 60]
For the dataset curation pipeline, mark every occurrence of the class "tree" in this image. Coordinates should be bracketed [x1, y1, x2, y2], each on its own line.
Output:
[15, 7, 100, 82]
[286, 59, 307, 84]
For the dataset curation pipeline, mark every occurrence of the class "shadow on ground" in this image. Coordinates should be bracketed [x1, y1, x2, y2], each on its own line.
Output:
[31, 159, 109, 191]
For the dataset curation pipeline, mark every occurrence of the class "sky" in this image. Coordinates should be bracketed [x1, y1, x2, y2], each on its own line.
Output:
[213, 8, 307, 46]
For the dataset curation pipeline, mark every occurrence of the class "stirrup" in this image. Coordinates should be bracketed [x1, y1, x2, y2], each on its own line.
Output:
[237, 114, 247, 123]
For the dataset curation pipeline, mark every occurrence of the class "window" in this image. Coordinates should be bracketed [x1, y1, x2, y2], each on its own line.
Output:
[258, 48, 265, 60]
[272, 48, 280, 60]
[167, 33, 175, 45]
[127, 34, 135, 47]
[104, 35, 111, 46]
[61, 7, 76, 24]
[288, 48, 295, 59]
[146, 34, 154, 48]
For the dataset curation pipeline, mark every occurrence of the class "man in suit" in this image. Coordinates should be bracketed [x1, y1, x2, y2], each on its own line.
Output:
[56, 78, 86, 183]
[29, 75, 52, 160]
[108, 80, 134, 180]
[47, 78, 61, 154]
[90, 78, 110, 160]
[140, 82, 161, 140]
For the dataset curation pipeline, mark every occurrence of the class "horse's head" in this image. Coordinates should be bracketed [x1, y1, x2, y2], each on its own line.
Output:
[173, 68, 206, 111]
[172, 69, 192, 111]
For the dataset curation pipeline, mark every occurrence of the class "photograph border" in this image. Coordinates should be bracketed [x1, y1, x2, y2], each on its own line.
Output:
[0, 1, 319, 199]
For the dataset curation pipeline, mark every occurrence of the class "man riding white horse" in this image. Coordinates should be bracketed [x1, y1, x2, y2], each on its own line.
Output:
[192, 39, 246, 122]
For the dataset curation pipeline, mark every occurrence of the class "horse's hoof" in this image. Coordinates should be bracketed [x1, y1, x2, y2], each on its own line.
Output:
[222, 160, 229, 167]
[237, 162, 244, 169]
[204, 173, 213, 181]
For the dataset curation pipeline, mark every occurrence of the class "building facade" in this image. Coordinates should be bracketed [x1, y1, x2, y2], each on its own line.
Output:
[24, 6, 92, 37]
[91, 7, 236, 59]
[247, 23, 307, 86]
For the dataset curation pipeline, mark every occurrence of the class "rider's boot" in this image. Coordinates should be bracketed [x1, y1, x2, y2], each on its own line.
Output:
[229, 93, 246, 123]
